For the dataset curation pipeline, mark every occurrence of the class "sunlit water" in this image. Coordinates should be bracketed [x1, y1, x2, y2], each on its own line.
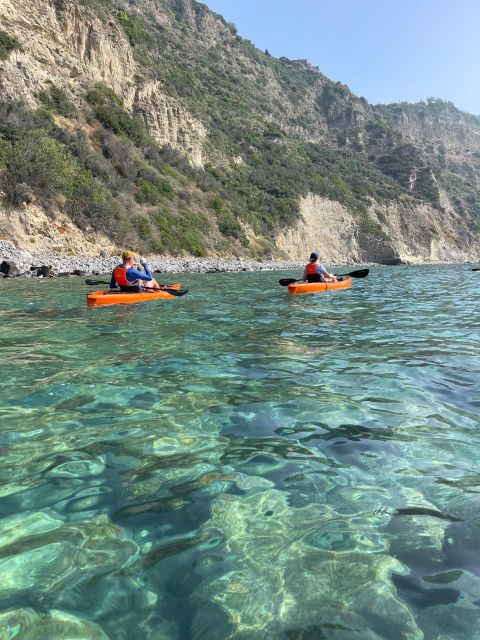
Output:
[0, 265, 479, 639]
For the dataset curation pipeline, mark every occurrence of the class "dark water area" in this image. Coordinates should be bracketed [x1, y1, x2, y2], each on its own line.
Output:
[0, 265, 479, 639]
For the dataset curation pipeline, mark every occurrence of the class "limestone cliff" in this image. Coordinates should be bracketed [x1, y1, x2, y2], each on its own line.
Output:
[276, 192, 480, 264]
[0, 0, 479, 262]
[0, 0, 205, 163]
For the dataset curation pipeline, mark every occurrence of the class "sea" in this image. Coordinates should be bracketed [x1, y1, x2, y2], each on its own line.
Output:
[0, 264, 479, 639]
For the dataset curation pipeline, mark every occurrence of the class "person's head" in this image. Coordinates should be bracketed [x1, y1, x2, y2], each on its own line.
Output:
[122, 250, 136, 266]
[309, 251, 319, 263]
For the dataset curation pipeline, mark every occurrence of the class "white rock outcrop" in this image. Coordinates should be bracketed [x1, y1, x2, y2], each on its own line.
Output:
[276, 193, 480, 263]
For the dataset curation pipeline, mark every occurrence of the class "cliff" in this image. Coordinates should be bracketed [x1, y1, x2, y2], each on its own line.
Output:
[0, 0, 479, 262]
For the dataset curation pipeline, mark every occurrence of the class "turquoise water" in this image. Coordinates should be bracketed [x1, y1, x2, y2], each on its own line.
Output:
[0, 265, 479, 639]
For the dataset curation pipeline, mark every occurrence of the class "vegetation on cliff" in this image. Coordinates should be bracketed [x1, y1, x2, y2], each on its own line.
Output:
[0, 29, 22, 61]
[0, 0, 480, 255]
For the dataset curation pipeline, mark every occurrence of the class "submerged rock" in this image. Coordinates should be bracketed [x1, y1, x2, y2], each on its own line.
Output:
[0, 513, 139, 600]
[0, 608, 109, 639]
[192, 489, 423, 639]
[0, 607, 40, 637]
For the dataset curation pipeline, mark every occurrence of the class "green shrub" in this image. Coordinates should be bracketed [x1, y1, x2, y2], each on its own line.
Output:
[0, 30, 23, 61]
[37, 85, 77, 118]
[156, 178, 174, 200]
[64, 165, 122, 232]
[133, 214, 151, 236]
[2, 129, 73, 203]
[135, 180, 161, 205]
[211, 195, 225, 213]
[86, 84, 147, 144]
[135, 178, 174, 204]
[211, 195, 244, 239]
[116, 10, 150, 47]
[153, 208, 208, 256]
[263, 123, 284, 139]
[357, 208, 387, 239]
[1, 128, 122, 234]
[158, 163, 177, 178]
[0, 137, 6, 167]
[217, 210, 244, 239]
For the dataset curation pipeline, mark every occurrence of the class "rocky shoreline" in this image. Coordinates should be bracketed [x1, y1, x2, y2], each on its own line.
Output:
[1, 240, 476, 279]
[0, 240, 308, 278]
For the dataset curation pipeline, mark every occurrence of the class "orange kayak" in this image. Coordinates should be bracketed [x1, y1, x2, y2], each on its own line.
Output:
[288, 277, 352, 294]
[86, 283, 182, 307]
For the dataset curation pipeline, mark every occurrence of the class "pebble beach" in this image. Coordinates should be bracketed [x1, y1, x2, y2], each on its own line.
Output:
[0, 240, 306, 277]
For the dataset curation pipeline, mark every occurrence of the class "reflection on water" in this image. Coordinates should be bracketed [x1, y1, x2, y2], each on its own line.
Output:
[0, 265, 479, 638]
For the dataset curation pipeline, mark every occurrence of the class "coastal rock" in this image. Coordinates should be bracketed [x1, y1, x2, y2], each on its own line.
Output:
[276, 193, 480, 263]
[0, 0, 206, 165]
[31, 265, 53, 277]
[0, 204, 116, 258]
[135, 79, 206, 167]
[0, 259, 22, 276]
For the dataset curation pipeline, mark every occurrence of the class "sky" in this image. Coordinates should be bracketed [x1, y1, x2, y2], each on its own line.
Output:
[202, 0, 480, 115]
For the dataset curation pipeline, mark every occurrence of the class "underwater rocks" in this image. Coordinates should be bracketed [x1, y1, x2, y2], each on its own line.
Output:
[192, 489, 423, 639]
[0, 511, 140, 608]
[0, 608, 109, 639]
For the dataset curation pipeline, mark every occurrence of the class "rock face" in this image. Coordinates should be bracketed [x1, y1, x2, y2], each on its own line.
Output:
[0, 204, 116, 256]
[0, 0, 206, 164]
[134, 80, 206, 167]
[276, 193, 480, 263]
[376, 102, 480, 159]
[0, 0, 134, 105]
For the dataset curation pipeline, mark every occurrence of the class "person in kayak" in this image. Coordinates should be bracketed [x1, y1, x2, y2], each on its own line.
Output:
[110, 250, 164, 291]
[303, 252, 338, 283]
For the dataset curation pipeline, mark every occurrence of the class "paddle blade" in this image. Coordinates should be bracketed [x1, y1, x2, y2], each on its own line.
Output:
[472, 268, 480, 271]
[346, 268, 369, 278]
[279, 278, 298, 286]
[166, 288, 189, 296]
[85, 279, 110, 286]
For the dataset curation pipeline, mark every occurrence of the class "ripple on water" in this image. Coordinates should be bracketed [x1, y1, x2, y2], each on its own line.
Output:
[0, 266, 479, 638]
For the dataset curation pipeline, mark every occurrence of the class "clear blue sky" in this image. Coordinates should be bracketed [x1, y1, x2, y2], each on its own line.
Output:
[202, 0, 480, 115]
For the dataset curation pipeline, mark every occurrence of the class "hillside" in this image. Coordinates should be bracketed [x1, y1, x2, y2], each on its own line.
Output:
[0, 0, 479, 262]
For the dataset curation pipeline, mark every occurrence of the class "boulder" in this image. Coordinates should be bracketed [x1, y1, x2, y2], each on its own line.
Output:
[0, 260, 22, 277]
[38, 266, 51, 277]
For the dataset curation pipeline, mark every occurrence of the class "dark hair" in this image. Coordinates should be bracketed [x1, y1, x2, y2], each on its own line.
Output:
[309, 252, 319, 261]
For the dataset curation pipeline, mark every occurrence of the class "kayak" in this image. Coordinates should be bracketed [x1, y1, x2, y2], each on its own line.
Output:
[288, 277, 352, 294]
[86, 283, 182, 307]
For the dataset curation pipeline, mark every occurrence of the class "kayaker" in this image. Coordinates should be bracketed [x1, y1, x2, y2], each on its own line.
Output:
[110, 251, 164, 291]
[303, 252, 338, 283]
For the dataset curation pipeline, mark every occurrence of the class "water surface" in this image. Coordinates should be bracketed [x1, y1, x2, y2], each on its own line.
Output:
[0, 265, 479, 639]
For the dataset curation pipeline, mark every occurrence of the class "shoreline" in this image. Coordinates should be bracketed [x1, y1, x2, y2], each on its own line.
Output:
[0, 240, 310, 277]
[0, 241, 476, 278]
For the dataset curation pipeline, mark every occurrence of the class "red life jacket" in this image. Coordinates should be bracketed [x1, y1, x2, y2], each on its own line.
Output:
[306, 263, 318, 275]
[113, 265, 139, 287]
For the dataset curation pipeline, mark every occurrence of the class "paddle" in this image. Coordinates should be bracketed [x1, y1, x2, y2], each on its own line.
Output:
[85, 279, 189, 296]
[278, 268, 369, 286]
[472, 268, 480, 271]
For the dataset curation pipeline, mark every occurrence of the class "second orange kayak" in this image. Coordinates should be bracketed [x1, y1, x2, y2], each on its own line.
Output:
[287, 277, 352, 294]
[87, 283, 183, 306]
